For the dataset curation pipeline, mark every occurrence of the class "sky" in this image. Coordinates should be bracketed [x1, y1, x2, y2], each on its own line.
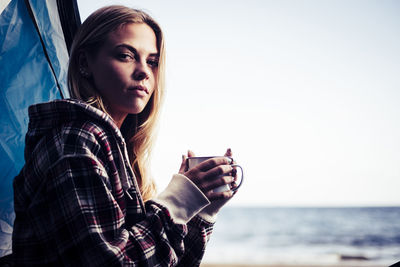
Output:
[78, 0, 400, 207]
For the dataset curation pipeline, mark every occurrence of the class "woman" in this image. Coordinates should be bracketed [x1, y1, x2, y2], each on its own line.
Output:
[12, 5, 238, 266]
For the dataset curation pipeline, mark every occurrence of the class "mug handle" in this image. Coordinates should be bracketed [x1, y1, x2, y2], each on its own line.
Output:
[230, 164, 243, 191]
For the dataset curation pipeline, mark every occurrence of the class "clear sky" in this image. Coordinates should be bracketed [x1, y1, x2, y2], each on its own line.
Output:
[78, 0, 400, 207]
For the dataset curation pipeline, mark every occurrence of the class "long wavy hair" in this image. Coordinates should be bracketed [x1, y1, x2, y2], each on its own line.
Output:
[68, 5, 165, 202]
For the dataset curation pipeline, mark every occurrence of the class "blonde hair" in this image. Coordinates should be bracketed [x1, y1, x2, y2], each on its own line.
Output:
[68, 5, 165, 202]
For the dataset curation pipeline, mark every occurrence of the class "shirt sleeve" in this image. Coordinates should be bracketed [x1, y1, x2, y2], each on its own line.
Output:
[43, 154, 212, 266]
[153, 174, 216, 267]
[176, 215, 215, 267]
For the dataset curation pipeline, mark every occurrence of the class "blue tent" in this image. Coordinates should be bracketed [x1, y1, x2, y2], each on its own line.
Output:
[0, 0, 80, 258]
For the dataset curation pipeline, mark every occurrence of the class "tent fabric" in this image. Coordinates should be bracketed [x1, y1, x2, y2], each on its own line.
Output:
[0, 0, 71, 257]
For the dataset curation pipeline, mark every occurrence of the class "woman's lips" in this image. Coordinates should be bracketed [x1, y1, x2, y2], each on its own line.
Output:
[128, 85, 149, 96]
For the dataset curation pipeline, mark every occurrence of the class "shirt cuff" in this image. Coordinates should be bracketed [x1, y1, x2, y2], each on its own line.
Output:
[153, 174, 210, 224]
[197, 200, 222, 223]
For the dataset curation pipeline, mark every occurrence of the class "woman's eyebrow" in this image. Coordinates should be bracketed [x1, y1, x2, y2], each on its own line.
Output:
[115, 43, 158, 57]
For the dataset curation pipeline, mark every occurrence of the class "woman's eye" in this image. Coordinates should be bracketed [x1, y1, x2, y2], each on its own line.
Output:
[117, 53, 134, 61]
[147, 59, 159, 67]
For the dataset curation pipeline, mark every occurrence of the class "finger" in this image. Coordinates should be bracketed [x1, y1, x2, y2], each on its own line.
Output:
[204, 164, 233, 180]
[232, 167, 238, 180]
[192, 171, 233, 193]
[178, 154, 187, 173]
[224, 148, 235, 165]
[224, 148, 232, 157]
[201, 175, 233, 191]
[212, 175, 234, 190]
[197, 157, 231, 172]
[187, 150, 196, 157]
[230, 180, 239, 190]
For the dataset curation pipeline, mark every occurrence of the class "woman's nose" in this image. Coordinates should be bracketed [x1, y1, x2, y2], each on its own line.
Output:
[133, 61, 150, 81]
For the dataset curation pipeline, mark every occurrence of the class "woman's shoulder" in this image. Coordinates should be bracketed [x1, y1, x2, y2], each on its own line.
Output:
[25, 99, 121, 158]
[28, 99, 117, 130]
[28, 99, 120, 137]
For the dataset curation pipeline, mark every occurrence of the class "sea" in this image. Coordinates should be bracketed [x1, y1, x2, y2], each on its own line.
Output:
[201, 206, 400, 266]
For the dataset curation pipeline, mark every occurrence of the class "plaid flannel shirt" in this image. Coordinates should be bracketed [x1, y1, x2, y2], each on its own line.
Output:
[12, 99, 214, 266]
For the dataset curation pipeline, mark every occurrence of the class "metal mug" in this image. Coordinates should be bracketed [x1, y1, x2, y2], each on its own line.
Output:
[186, 156, 244, 193]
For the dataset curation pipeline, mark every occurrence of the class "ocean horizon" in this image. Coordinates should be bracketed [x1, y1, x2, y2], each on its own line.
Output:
[202, 206, 400, 266]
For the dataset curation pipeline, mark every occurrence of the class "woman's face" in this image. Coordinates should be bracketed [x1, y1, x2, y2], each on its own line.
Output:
[86, 23, 159, 127]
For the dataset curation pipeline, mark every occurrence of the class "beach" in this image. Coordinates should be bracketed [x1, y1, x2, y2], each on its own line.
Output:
[199, 207, 399, 267]
[201, 264, 387, 267]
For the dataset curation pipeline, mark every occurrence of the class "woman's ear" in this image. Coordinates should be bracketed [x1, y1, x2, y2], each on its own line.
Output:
[78, 51, 91, 78]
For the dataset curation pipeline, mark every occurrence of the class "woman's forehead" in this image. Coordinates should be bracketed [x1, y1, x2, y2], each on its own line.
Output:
[106, 23, 158, 53]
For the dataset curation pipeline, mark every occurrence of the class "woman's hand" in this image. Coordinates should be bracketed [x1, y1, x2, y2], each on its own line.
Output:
[178, 149, 235, 201]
